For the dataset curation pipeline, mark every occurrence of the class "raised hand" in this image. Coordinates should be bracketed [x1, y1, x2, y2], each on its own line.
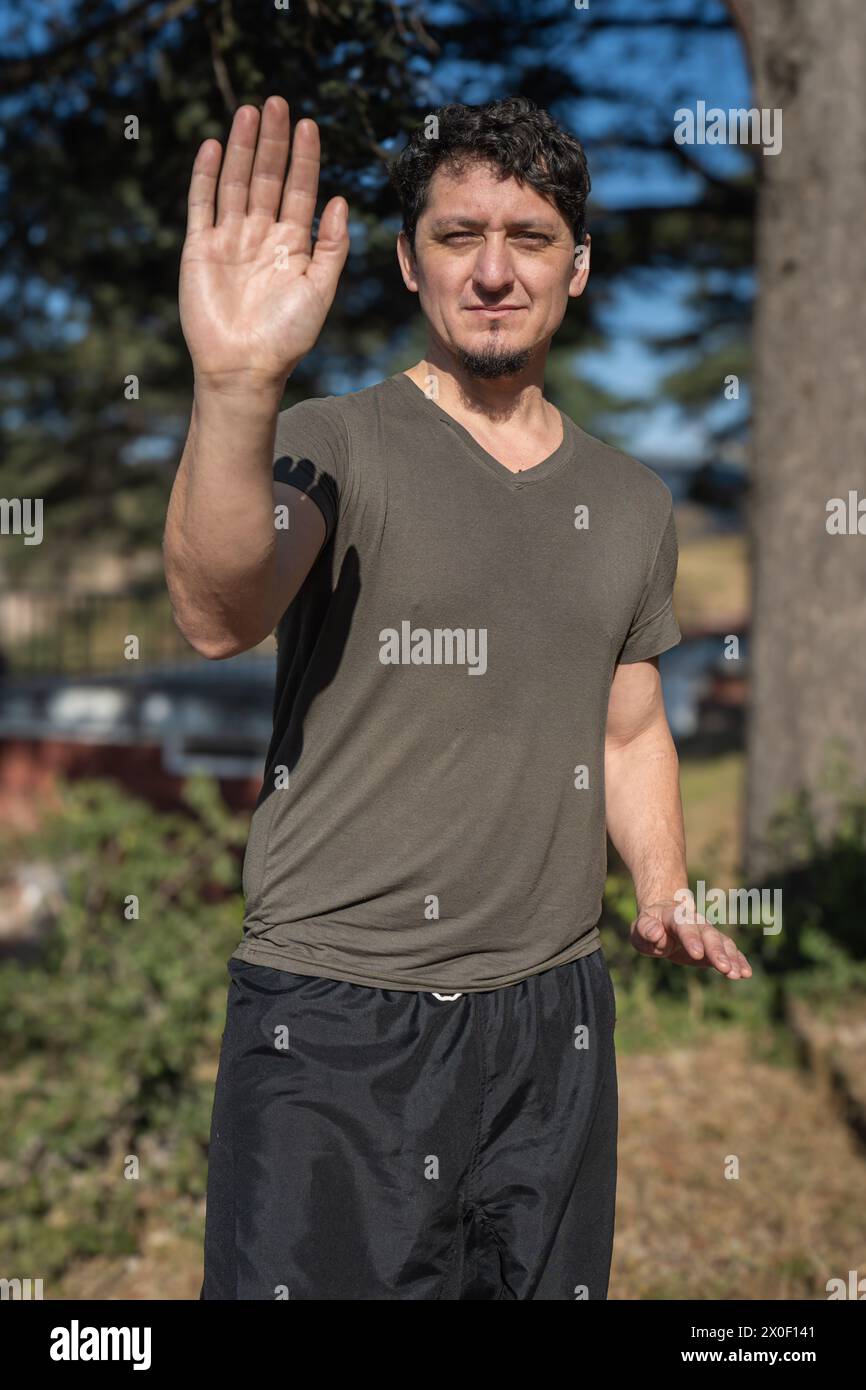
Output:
[179, 96, 349, 393]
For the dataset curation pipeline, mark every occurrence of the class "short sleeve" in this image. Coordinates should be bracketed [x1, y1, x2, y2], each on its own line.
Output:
[272, 397, 349, 548]
[617, 502, 682, 663]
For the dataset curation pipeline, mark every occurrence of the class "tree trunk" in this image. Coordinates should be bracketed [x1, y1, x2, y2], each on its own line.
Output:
[732, 0, 866, 878]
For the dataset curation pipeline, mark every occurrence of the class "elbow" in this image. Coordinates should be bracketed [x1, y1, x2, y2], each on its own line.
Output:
[177, 619, 255, 660]
[165, 578, 267, 660]
[187, 634, 247, 661]
[196, 632, 272, 660]
[169, 609, 250, 662]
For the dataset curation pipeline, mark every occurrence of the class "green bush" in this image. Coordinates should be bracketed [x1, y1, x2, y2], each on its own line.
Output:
[0, 776, 247, 1282]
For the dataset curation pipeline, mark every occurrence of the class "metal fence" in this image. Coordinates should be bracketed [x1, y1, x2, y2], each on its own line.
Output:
[0, 588, 272, 677]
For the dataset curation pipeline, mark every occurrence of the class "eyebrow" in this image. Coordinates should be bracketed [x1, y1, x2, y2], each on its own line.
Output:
[428, 217, 558, 234]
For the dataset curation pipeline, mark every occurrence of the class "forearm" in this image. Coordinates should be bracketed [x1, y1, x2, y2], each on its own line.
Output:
[604, 720, 688, 910]
[163, 381, 285, 657]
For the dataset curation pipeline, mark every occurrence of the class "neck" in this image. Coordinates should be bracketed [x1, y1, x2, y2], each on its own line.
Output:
[406, 350, 551, 428]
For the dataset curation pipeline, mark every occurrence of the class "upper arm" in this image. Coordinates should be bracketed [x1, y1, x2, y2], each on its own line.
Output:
[268, 481, 329, 629]
[266, 394, 351, 629]
[605, 655, 668, 747]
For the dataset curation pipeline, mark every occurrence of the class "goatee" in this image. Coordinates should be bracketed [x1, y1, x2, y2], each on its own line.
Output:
[456, 342, 533, 380]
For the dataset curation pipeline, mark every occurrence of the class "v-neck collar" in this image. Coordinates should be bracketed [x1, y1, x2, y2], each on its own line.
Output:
[386, 371, 574, 490]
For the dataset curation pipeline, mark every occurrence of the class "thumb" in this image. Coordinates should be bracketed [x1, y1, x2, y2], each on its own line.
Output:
[631, 904, 669, 955]
[306, 196, 350, 301]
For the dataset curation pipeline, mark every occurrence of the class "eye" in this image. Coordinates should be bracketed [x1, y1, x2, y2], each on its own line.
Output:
[443, 231, 548, 245]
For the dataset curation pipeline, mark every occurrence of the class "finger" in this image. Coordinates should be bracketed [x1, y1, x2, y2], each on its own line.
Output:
[215, 105, 260, 226]
[721, 938, 741, 978]
[278, 117, 321, 254]
[671, 920, 707, 962]
[186, 139, 223, 234]
[305, 195, 350, 301]
[248, 95, 291, 221]
[698, 926, 736, 974]
[737, 951, 752, 976]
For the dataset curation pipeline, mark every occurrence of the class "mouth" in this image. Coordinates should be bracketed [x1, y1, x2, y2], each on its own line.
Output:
[465, 307, 524, 318]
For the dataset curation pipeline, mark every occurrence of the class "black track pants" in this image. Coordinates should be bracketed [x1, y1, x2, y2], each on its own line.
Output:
[201, 946, 618, 1301]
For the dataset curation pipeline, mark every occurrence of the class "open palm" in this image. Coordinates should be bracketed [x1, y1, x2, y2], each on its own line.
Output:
[179, 96, 349, 391]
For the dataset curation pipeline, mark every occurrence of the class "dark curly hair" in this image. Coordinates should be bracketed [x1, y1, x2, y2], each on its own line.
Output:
[389, 95, 591, 254]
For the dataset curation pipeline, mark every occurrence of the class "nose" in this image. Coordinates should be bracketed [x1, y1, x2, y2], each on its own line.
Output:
[471, 236, 515, 294]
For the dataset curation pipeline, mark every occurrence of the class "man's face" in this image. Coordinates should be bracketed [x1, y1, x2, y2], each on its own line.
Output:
[397, 159, 590, 379]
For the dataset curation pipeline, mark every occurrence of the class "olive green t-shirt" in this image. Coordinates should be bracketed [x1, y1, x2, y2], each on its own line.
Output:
[232, 371, 681, 992]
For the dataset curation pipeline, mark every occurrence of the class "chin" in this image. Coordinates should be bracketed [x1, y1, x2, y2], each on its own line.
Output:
[453, 337, 535, 379]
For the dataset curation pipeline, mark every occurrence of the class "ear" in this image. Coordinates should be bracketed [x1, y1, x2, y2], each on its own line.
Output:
[396, 229, 419, 293]
[569, 232, 591, 298]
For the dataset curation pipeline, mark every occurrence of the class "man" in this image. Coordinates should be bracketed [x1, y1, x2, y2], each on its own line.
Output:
[165, 94, 751, 1301]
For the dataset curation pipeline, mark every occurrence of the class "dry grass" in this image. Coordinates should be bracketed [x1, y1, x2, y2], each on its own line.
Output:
[56, 1222, 203, 1300]
[613, 1025, 866, 1300]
